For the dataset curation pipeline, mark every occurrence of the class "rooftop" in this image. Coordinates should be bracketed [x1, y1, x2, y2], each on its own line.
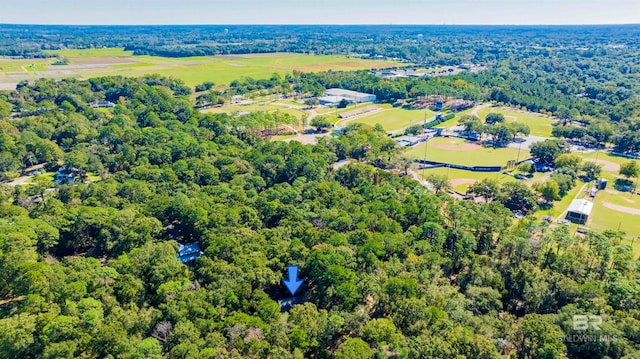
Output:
[567, 199, 594, 216]
[325, 88, 376, 98]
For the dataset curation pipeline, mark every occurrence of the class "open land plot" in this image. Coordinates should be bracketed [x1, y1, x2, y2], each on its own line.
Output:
[344, 107, 436, 132]
[405, 137, 530, 167]
[1, 49, 397, 88]
[477, 107, 555, 138]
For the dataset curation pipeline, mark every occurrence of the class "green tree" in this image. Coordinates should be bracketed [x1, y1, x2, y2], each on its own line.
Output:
[485, 112, 505, 124]
[338, 98, 350, 108]
[581, 161, 602, 181]
[0, 98, 11, 119]
[336, 338, 374, 359]
[619, 161, 639, 180]
[468, 178, 501, 202]
[536, 180, 560, 203]
[310, 117, 332, 132]
[426, 173, 450, 194]
[530, 139, 568, 166]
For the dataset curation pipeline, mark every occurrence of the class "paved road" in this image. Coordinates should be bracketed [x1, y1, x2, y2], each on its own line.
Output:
[4, 163, 47, 186]
[508, 135, 548, 151]
[471, 103, 494, 117]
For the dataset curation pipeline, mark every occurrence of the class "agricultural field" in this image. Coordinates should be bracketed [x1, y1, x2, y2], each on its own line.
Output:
[405, 137, 529, 167]
[477, 107, 555, 137]
[0, 48, 397, 88]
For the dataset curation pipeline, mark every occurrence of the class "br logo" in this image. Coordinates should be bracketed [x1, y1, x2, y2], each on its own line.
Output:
[573, 315, 602, 331]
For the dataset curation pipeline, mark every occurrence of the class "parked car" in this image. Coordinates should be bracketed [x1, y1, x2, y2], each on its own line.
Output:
[542, 216, 552, 223]
[577, 226, 591, 234]
[559, 219, 570, 226]
[514, 173, 526, 180]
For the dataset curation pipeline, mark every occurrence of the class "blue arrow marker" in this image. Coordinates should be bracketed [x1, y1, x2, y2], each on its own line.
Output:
[283, 265, 304, 296]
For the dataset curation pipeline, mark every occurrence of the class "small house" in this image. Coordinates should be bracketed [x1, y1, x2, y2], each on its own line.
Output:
[53, 167, 83, 184]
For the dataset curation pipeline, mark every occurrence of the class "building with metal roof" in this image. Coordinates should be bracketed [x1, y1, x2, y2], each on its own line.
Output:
[566, 199, 594, 224]
[325, 88, 376, 103]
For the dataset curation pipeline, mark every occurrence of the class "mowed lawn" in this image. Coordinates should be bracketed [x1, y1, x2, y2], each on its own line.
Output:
[477, 107, 555, 138]
[345, 107, 436, 132]
[3, 49, 398, 87]
[405, 137, 529, 167]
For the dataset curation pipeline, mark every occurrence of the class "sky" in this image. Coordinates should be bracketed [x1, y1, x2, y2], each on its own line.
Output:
[1, 0, 639, 25]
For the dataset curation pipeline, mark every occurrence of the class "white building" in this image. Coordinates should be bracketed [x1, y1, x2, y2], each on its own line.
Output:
[318, 96, 354, 107]
[566, 199, 594, 224]
[325, 88, 376, 103]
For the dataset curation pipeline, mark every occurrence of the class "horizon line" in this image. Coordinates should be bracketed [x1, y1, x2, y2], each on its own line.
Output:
[2, 22, 640, 27]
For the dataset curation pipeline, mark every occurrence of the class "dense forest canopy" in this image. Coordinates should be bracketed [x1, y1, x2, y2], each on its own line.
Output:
[0, 74, 639, 358]
[1, 24, 640, 358]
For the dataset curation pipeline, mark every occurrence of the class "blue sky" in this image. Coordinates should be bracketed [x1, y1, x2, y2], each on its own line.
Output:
[1, 0, 639, 25]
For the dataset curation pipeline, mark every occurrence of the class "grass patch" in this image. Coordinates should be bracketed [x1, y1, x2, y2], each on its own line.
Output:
[25, 172, 55, 183]
[405, 137, 528, 167]
[270, 134, 298, 141]
[477, 107, 554, 137]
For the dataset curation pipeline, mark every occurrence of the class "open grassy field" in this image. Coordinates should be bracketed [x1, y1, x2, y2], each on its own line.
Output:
[477, 107, 555, 138]
[405, 137, 529, 167]
[1, 49, 396, 88]
[341, 106, 436, 132]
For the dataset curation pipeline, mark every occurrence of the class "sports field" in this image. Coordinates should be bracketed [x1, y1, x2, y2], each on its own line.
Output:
[419, 167, 545, 193]
[340, 106, 436, 132]
[0, 48, 397, 88]
[477, 107, 555, 137]
[405, 137, 529, 167]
